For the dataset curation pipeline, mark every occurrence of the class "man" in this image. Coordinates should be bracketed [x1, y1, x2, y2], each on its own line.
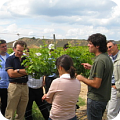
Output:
[0, 39, 9, 116]
[9, 41, 26, 56]
[63, 43, 70, 51]
[5, 40, 28, 120]
[25, 75, 49, 120]
[107, 40, 120, 120]
[76, 33, 113, 120]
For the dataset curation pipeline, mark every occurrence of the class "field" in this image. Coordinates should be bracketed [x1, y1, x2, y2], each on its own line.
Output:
[8, 45, 94, 79]
[6, 45, 108, 120]
[3, 43, 120, 119]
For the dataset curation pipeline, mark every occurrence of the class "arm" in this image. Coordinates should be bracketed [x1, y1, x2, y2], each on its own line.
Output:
[78, 59, 106, 88]
[76, 75, 102, 89]
[5, 56, 27, 78]
[42, 79, 58, 103]
[7, 69, 27, 78]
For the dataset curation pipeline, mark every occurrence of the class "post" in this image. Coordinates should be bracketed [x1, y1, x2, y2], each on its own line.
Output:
[53, 34, 56, 49]
[17, 33, 20, 40]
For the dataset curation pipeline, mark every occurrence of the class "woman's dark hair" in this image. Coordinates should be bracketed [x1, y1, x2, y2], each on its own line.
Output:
[55, 55, 76, 78]
[87, 33, 107, 53]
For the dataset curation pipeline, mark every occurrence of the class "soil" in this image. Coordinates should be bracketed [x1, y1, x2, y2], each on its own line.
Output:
[76, 82, 107, 120]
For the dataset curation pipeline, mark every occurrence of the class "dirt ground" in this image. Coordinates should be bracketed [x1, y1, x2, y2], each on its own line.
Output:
[76, 82, 107, 120]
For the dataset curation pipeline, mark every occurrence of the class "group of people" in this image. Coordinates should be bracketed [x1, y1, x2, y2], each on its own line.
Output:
[0, 33, 120, 120]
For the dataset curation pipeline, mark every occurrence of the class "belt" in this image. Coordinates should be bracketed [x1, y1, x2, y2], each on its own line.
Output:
[10, 82, 27, 85]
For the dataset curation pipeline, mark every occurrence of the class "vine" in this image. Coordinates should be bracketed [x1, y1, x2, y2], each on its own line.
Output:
[21, 45, 94, 79]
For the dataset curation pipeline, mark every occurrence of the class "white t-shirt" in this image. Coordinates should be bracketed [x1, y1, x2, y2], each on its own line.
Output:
[1, 55, 6, 61]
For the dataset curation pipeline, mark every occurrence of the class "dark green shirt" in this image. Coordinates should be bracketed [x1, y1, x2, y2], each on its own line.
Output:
[88, 53, 113, 102]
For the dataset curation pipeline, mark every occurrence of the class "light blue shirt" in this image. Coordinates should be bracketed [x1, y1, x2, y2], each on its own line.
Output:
[0, 53, 9, 88]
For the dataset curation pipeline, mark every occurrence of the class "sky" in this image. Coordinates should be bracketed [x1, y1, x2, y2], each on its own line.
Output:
[0, 0, 120, 43]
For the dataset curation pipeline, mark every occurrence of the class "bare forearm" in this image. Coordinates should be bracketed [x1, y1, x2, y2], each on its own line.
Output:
[77, 75, 102, 89]
[18, 69, 27, 75]
[7, 69, 27, 78]
[77, 76, 94, 87]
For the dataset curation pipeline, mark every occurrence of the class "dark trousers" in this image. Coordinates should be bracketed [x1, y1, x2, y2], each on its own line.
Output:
[0, 88, 8, 116]
[25, 87, 49, 120]
[87, 98, 107, 120]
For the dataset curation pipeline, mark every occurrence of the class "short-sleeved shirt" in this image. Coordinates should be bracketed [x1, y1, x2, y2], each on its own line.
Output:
[0, 53, 9, 88]
[88, 53, 113, 102]
[5, 54, 28, 83]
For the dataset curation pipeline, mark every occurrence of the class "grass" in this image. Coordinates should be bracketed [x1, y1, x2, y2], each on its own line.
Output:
[77, 97, 86, 106]
[31, 102, 45, 120]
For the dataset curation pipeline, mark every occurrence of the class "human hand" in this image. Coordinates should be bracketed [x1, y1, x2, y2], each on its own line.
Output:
[112, 85, 116, 89]
[81, 63, 91, 70]
[76, 75, 84, 81]
[42, 94, 47, 100]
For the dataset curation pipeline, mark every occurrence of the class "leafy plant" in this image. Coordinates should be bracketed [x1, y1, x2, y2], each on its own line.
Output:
[22, 46, 58, 79]
[61, 46, 94, 77]
[21, 44, 94, 79]
[7, 48, 13, 54]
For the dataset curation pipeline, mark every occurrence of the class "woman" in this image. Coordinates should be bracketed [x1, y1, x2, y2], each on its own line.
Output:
[42, 55, 81, 120]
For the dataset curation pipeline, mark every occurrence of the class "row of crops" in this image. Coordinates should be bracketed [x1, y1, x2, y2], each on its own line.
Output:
[7, 45, 95, 79]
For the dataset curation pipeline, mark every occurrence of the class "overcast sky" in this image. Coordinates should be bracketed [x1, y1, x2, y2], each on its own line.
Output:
[0, 0, 120, 43]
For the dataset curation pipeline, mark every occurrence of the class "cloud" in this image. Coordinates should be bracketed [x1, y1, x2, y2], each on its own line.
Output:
[2, 0, 30, 16]
[0, 0, 120, 42]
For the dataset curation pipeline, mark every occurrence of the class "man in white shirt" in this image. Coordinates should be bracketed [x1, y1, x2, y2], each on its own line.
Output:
[25, 75, 49, 120]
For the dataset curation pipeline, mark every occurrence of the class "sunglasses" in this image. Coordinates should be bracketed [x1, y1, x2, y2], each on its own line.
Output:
[107, 46, 112, 49]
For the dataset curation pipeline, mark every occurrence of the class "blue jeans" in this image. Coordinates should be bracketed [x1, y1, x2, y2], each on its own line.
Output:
[87, 98, 107, 120]
[48, 115, 77, 120]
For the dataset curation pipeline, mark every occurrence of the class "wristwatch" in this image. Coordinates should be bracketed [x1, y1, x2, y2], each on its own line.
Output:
[17, 69, 20, 73]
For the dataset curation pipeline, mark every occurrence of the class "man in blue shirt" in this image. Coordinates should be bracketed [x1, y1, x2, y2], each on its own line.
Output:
[0, 39, 9, 116]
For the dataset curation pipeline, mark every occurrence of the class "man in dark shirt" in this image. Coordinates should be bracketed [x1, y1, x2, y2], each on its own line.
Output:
[5, 40, 28, 120]
[77, 33, 113, 120]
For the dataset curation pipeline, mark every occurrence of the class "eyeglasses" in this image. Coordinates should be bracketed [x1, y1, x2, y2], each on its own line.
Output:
[107, 46, 112, 49]
[0, 45, 7, 48]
